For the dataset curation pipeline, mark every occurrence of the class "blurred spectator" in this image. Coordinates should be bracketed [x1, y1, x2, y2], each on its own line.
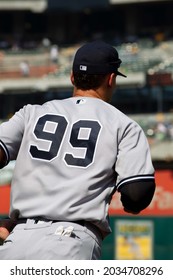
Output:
[19, 61, 30, 77]
[50, 44, 59, 64]
[42, 37, 51, 49]
[155, 122, 168, 141]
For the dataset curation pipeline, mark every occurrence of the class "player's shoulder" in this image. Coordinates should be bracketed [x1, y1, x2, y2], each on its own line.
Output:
[98, 99, 135, 122]
[16, 98, 72, 120]
[20, 99, 61, 114]
[103, 101, 143, 132]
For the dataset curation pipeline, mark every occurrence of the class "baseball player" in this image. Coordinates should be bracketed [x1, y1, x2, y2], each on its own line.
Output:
[0, 41, 155, 259]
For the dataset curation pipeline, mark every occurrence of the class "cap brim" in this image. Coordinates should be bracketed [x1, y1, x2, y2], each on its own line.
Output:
[116, 70, 127, 78]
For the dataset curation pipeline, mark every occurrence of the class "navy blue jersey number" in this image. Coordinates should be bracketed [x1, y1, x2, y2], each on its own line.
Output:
[29, 114, 101, 167]
[65, 120, 101, 167]
[30, 114, 67, 161]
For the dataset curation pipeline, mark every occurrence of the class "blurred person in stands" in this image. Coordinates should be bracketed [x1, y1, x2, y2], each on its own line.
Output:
[50, 44, 59, 64]
[19, 61, 30, 77]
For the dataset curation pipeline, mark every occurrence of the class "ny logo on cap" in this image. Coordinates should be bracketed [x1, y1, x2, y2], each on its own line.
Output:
[80, 65, 87, 71]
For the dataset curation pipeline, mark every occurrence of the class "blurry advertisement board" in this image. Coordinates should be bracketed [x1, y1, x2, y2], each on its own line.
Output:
[115, 220, 153, 260]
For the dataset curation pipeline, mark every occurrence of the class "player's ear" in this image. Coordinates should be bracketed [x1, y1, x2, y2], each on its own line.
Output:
[108, 73, 116, 87]
[70, 71, 75, 85]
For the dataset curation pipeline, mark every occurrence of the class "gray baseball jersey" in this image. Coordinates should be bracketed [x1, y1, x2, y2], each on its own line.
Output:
[0, 97, 154, 236]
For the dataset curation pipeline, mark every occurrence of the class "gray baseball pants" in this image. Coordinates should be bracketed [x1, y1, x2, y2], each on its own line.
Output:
[0, 219, 102, 259]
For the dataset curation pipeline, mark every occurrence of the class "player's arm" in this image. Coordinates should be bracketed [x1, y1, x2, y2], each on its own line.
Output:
[0, 143, 14, 245]
[118, 177, 155, 214]
[0, 210, 20, 245]
[0, 106, 26, 162]
[115, 119, 156, 214]
[0, 142, 9, 169]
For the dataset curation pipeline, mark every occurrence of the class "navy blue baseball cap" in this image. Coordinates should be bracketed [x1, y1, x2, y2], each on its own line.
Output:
[72, 41, 127, 77]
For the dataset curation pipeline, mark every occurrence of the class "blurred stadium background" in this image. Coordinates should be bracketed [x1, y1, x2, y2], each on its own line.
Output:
[0, 0, 173, 259]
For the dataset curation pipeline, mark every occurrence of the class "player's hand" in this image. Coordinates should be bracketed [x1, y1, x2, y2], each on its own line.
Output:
[0, 227, 10, 244]
[0, 209, 19, 245]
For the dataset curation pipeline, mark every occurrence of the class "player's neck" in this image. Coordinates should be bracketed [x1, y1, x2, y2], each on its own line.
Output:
[73, 88, 109, 102]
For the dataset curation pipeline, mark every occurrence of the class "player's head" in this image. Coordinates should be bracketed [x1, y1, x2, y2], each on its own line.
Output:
[71, 40, 126, 90]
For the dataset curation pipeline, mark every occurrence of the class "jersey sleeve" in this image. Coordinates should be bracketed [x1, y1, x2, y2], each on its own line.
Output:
[115, 119, 155, 190]
[0, 108, 25, 161]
